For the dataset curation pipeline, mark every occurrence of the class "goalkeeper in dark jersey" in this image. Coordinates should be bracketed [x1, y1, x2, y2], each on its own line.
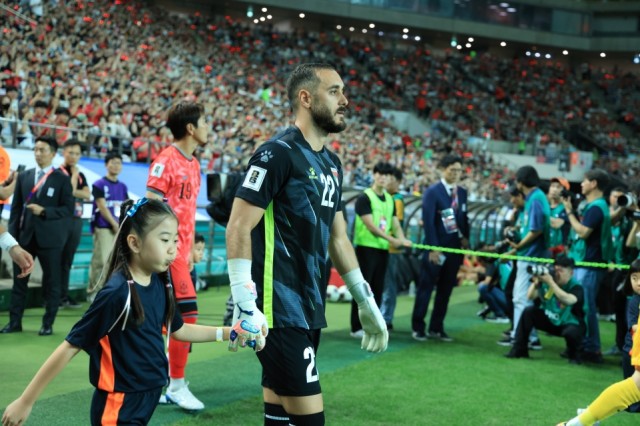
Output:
[225, 63, 388, 426]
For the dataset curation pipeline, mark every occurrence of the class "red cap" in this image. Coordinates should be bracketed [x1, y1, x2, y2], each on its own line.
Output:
[550, 177, 570, 190]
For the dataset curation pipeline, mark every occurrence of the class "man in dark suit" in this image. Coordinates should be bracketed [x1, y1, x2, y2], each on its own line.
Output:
[1, 136, 74, 335]
[411, 155, 469, 342]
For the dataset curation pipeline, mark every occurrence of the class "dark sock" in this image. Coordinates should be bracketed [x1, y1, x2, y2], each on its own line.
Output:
[289, 411, 325, 426]
[264, 403, 289, 426]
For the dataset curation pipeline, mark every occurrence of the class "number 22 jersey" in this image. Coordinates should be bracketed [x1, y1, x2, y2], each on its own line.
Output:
[235, 126, 343, 330]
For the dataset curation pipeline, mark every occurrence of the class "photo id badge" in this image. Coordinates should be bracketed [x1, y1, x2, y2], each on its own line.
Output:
[440, 208, 459, 234]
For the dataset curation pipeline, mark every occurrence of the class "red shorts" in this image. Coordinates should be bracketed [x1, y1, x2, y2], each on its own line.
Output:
[170, 256, 195, 300]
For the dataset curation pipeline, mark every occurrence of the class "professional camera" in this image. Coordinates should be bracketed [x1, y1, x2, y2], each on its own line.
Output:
[526, 264, 553, 276]
[560, 188, 572, 199]
[504, 228, 521, 243]
[626, 209, 640, 220]
[617, 193, 637, 208]
[493, 240, 510, 254]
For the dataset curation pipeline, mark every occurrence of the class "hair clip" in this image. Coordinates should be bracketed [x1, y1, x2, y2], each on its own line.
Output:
[126, 197, 149, 218]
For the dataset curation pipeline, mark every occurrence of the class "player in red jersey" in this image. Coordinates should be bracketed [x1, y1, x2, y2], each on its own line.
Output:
[146, 102, 207, 411]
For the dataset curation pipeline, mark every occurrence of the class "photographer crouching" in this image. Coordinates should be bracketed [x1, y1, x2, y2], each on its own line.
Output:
[505, 256, 586, 364]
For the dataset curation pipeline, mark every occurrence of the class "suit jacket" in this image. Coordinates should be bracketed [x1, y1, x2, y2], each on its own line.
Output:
[8, 167, 74, 249]
[422, 181, 469, 250]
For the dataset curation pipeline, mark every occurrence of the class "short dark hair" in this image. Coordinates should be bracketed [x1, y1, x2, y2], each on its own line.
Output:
[509, 185, 523, 197]
[34, 136, 57, 152]
[392, 167, 403, 181]
[166, 102, 204, 140]
[105, 151, 123, 164]
[610, 186, 627, 194]
[34, 100, 49, 109]
[554, 255, 575, 269]
[63, 138, 83, 151]
[623, 259, 640, 296]
[584, 168, 610, 191]
[55, 107, 70, 117]
[515, 165, 540, 188]
[286, 63, 337, 112]
[194, 233, 205, 245]
[438, 155, 462, 169]
[373, 162, 394, 175]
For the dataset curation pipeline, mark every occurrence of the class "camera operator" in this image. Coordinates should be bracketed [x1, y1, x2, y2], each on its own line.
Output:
[625, 184, 640, 255]
[505, 256, 585, 363]
[562, 169, 613, 364]
[498, 166, 550, 349]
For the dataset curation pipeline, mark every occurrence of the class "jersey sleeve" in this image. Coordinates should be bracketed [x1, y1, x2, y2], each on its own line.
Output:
[146, 154, 173, 197]
[66, 276, 129, 350]
[92, 183, 105, 200]
[234, 141, 292, 209]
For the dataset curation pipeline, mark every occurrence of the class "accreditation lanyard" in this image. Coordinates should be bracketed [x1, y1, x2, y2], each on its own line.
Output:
[20, 168, 55, 229]
[58, 166, 84, 217]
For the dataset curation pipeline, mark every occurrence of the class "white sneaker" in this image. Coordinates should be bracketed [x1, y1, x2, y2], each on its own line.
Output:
[165, 383, 205, 411]
[350, 330, 364, 339]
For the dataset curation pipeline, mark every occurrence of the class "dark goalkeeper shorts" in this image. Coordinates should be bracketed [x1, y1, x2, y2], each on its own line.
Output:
[257, 327, 322, 397]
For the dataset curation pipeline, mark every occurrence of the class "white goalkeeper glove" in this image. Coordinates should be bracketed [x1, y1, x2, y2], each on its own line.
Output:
[228, 259, 268, 352]
[343, 269, 388, 353]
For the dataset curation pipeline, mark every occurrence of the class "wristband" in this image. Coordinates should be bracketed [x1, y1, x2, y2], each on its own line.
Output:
[0, 232, 18, 251]
[342, 268, 371, 304]
[216, 328, 224, 342]
[227, 258, 252, 287]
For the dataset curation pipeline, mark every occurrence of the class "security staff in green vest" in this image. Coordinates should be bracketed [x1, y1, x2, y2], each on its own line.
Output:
[562, 168, 613, 364]
[506, 255, 585, 363]
[351, 162, 412, 338]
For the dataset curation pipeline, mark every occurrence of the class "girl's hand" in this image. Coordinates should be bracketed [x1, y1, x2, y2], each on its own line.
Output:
[2, 397, 34, 426]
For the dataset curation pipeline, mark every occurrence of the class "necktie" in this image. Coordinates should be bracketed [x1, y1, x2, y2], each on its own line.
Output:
[36, 169, 45, 196]
[451, 186, 458, 210]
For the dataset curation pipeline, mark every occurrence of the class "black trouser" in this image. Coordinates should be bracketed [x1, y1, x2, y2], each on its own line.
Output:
[411, 251, 463, 334]
[351, 246, 388, 332]
[511, 306, 585, 359]
[611, 269, 628, 350]
[503, 262, 517, 323]
[61, 217, 83, 300]
[9, 238, 62, 328]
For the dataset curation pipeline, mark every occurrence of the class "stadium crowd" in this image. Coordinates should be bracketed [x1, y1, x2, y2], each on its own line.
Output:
[1, 0, 638, 202]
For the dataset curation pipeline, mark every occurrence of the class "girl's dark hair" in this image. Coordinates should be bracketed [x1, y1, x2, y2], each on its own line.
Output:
[97, 198, 178, 328]
[623, 259, 640, 296]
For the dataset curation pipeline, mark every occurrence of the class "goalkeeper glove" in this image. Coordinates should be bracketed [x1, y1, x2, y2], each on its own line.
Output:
[343, 269, 388, 353]
[228, 259, 268, 352]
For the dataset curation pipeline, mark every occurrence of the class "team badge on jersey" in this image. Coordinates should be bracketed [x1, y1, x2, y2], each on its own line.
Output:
[151, 163, 165, 178]
[243, 165, 267, 191]
[330, 167, 339, 179]
[260, 150, 273, 163]
[308, 167, 318, 180]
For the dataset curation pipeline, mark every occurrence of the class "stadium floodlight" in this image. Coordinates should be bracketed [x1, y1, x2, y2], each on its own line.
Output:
[403, 28, 409, 33]
[500, 41, 506, 47]
[468, 37, 474, 42]
[450, 35, 457, 47]
[600, 52, 606, 58]
[299, 13, 305, 18]
[369, 23, 375, 28]
[562, 50, 569, 55]
[261, 7, 267, 12]
[336, 25, 342, 30]
[247, 6, 253, 18]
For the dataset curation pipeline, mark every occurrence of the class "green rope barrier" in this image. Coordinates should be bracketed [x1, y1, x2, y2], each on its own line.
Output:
[410, 243, 630, 270]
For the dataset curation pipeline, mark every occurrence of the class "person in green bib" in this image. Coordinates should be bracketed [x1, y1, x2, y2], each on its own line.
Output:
[562, 168, 612, 364]
[352, 162, 412, 338]
[498, 166, 550, 349]
[548, 177, 571, 257]
[505, 255, 585, 363]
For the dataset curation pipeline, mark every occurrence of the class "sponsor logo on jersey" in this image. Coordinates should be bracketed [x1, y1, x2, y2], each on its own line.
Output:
[242, 165, 267, 191]
[308, 167, 318, 180]
[330, 167, 339, 179]
[260, 150, 273, 163]
[151, 163, 165, 177]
